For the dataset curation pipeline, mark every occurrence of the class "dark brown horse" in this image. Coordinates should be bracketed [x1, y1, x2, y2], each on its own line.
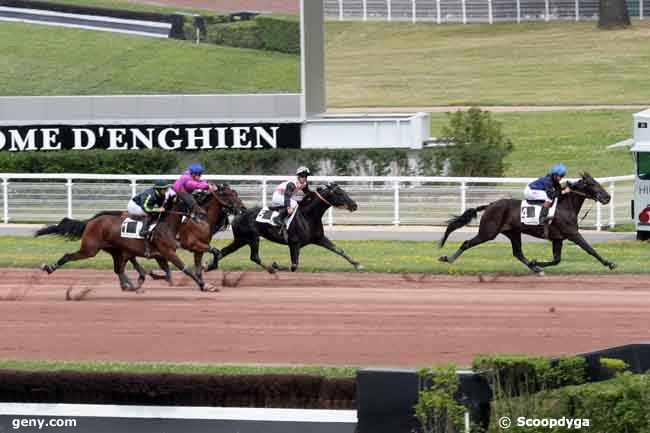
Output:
[35, 198, 213, 291]
[144, 184, 245, 285]
[438, 173, 616, 274]
[208, 183, 361, 273]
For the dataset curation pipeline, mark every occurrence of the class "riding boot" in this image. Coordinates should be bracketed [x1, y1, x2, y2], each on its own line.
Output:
[140, 219, 151, 258]
[539, 207, 550, 239]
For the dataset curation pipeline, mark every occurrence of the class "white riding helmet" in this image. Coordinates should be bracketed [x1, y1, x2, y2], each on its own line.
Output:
[296, 167, 310, 177]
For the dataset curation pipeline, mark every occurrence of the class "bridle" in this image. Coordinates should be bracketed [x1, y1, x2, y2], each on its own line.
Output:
[314, 189, 333, 207]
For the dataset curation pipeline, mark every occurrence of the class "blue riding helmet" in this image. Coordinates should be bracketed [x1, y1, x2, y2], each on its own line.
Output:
[189, 163, 205, 175]
[550, 164, 567, 176]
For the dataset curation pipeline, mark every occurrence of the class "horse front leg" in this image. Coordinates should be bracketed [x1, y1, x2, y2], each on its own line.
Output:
[128, 257, 148, 289]
[531, 239, 564, 268]
[205, 246, 221, 272]
[148, 258, 173, 285]
[314, 236, 363, 271]
[289, 243, 301, 272]
[569, 233, 617, 270]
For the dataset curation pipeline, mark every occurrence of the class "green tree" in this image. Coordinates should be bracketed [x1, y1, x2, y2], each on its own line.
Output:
[440, 108, 513, 177]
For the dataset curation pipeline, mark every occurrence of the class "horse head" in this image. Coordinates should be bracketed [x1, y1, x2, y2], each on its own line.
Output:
[213, 183, 246, 215]
[569, 173, 610, 205]
[317, 183, 358, 212]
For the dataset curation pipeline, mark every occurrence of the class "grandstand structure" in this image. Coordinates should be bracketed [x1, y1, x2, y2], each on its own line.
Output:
[323, 0, 646, 23]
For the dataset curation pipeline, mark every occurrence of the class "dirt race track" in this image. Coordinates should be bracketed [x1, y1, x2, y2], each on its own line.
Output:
[0, 269, 649, 367]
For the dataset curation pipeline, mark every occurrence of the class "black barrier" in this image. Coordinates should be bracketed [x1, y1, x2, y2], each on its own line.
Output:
[0, 0, 185, 39]
[580, 342, 650, 381]
[356, 368, 491, 433]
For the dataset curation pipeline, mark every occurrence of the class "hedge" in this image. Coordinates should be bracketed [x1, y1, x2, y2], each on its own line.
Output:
[0, 149, 435, 176]
[0, 150, 178, 174]
[184, 14, 299, 54]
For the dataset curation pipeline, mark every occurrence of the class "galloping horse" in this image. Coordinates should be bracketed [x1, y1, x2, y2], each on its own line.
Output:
[208, 182, 362, 273]
[438, 173, 617, 274]
[36, 198, 212, 291]
[144, 184, 245, 285]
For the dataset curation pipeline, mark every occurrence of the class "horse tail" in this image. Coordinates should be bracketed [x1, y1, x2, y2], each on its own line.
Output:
[34, 217, 88, 240]
[438, 205, 489, 248]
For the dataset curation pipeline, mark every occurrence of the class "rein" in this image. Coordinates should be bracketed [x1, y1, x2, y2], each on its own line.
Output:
[568, 188, 593, 223]
[314, 190, 333, 207]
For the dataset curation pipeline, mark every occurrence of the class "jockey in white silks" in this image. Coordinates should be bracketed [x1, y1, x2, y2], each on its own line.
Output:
[271, 166, 311, 227]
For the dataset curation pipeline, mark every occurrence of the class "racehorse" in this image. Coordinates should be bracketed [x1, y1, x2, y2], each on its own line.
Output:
[438, 173, 616, 274]
[35, 198, 212, 291]
[207, 182, 362, 273]
[144, 184, 245, 285]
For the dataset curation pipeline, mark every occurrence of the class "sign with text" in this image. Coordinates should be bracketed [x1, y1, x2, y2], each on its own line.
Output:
[0, 123, 301, 152]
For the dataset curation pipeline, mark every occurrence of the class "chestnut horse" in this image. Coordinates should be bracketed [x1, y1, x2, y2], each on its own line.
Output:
[143, 184, 245, 285]
[35, 198, 213, 291]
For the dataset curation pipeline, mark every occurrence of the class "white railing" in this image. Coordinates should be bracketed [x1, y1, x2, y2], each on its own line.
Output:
[0, 173, 635, 230]
[324, 0, 645, 23]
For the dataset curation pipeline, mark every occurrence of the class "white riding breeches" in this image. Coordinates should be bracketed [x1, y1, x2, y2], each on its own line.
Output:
[524, 186, 551, 203]
[271, 191, 298, 210]
[127, 200, 147, 218]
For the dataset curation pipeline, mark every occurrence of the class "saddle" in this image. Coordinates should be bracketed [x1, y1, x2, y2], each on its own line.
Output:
[520, 199, 558, 226]
[255, 207, 297, 228]
[120, 218, 157, 239]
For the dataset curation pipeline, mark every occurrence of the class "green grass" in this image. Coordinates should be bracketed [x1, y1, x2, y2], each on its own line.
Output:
[0, 359, 355, 377]
[430, 110, 636, 177]
[326, 20, 650, 107]
[4, 236, 647, 275]
[0, 22, 300, 96]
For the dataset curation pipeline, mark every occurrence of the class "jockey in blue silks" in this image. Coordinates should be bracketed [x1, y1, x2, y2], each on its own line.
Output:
[524, 164, 571, 236]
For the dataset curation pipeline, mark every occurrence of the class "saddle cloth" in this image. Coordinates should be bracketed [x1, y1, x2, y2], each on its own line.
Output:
[520, 199, 558, 226]
[255, 207, 297, 228]
[120, 218, 157, 239]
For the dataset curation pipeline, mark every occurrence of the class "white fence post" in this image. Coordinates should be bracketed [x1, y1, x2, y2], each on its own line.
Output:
[462, 0, 467, 23]
[460, 181, 467, 213]
[328, 207, 334, 227]
[67, 178, 73, 219]
[488, 0, 494, 23]
[575, 0, 579, 20]
[131, 179, 137, 198]
[412, 0, 417, 23]
[609, 181, 615, 229]
[2, 178, 8, 224]
[516, 0, 521, 22]
[596, 202, 602, 231]
[393, 180, 400, 226]
[363, 0, 368, 20]
[262, 180, 268, 207]
[387, 0, 392, 21]
[338, 0, 344, 20]
[545, 0, 550, 20]
[641, 0, 644, 19]
[436, 0, 442, 23]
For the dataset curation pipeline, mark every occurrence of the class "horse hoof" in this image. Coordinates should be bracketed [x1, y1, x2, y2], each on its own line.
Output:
[202, 285, 220, 293]
[534, 270, 545, 276]
[608, 262, 617, 270]
[267, 267, 277, 274]
[438, 256, 449, 263]
[41, 264, 53, 274]
[355, 264, 364, 271]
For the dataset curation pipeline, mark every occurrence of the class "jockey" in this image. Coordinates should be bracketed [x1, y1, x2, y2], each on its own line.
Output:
[127, 180, 171, 257]
[271, 166, 311, 229]
[167, 163, 215, 209]
[524, 164, 571, 235]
